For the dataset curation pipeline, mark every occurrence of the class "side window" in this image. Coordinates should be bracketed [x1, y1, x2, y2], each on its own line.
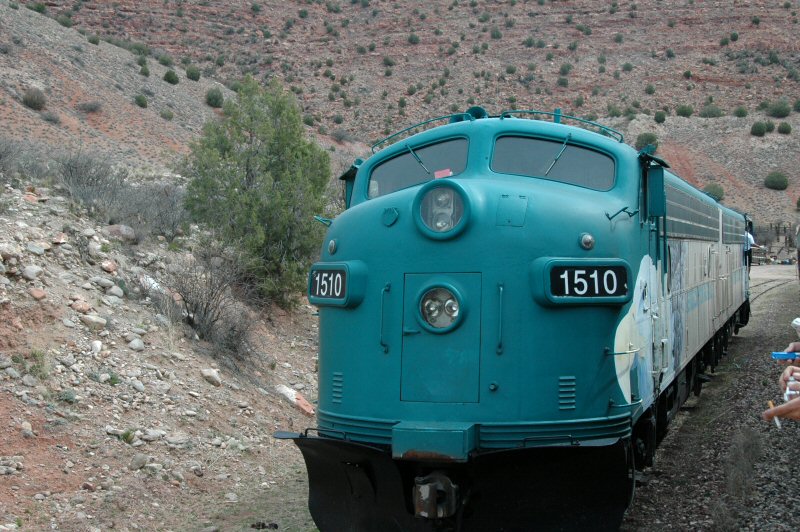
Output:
[369, 138, 469, 198]
[491, 136, 615, 191]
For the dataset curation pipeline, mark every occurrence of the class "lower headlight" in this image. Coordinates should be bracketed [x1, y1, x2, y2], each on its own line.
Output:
[421, 287, 459, 329]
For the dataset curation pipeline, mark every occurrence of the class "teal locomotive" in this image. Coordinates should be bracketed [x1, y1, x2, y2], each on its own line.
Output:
[277, 107, 750, 530]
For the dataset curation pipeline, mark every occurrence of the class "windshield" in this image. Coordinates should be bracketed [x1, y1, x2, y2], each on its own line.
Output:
[368, 138, 468, 198]
[491, 136, 615, 191]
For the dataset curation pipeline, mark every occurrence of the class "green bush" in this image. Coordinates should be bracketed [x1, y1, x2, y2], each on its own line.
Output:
[794, 99, 800, 112]
[408, 33, 420, 44]
[676, 104, 693, 117]
[767, 99, 791, 118]
[764, 171, 788, 190]
[634, 132, 658, 151]
[778, 122, 792, 134]
[88, 35, 100, 45]
[184, 77, 331, 307]
[750, 122, 766, 136]
[22, 88, 46, 110]
[645, 84, 655, 95]
[56, 14, 72, 27]
[733, 106, 748, 117]
[134, 94, 147, 108]
[27, 2, 46, 13]
[765, 120, 775, 133]
[703, 183, 724, 201]
[158, 55, 174, 67]
[139, 65, 150, 77]
[163, 70, 179, 84]
[699, 104, 724, 118]
[206, 88, 224, 108]
[654, 110, 666, 124]
[160, 109, 174, 120]
[185, 65, 201, 81]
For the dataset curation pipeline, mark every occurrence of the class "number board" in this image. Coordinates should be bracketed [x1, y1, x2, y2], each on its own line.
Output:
[549, 265, 628, 298]
[309, 268, 348, 300]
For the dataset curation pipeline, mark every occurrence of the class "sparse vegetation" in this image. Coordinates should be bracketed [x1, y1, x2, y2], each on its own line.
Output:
[134, 94, 148, 108]
[733, 106, 748, 117]
[164, 70, 179, 84]
[750, 121, 767, 136]
[778, 122, 792, 134]
[766, 99, 792, 118]
[160, 109, 174, 120]
[654, 110, 666, 123]
[764, 171, 788, 190]
[675, 104, 694, 117]
[186, 65, 201, 81]
[76, 101, 102, 113]
[703, 183, 724, 201]
[635, 132, 658, 151]
[699, 104, 724, 118]
[206, 87, 224, 108]
[22, 87, 46, 110]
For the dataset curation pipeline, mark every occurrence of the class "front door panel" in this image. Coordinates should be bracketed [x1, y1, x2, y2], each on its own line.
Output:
[401, 273, 481, 403]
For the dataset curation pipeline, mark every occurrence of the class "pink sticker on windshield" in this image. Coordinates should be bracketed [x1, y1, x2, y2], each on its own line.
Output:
[434, 169, 453, 179]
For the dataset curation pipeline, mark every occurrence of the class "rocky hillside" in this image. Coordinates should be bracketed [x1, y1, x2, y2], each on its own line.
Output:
[0, 184, 318, 530]
[1, 0, 799, 227]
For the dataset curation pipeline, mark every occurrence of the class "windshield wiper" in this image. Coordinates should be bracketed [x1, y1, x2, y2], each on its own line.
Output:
[544, 133, 571, 176]
[406, 144, 431, 175]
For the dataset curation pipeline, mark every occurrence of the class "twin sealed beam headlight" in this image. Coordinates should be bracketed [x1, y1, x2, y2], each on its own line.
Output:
[413, 180, 470, 239]
[420, 287, 460, 329]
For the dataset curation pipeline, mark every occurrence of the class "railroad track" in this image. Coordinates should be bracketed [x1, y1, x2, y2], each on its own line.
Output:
[749, 278, 795, 303]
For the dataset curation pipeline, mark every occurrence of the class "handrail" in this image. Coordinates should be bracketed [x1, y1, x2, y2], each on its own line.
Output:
[499, 109, 624, 142]
[371, 113, 474, 153]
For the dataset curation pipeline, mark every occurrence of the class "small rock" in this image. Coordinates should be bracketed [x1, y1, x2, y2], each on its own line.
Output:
[0, 356, 12, 370]
[201, 368, 222, 387]
[131, 380, 145, 393]
[105, 224, 137, 242]
[62, 318, 76, 328]
[106, 285, 124, 298]
[80, 314, 107, 331]
[225, 492, 238, 503]
[128, 339, 145, 352]
[26, 243, 45, 256]
[100, 260, 117, 273]
[29, 288, 46, 300]
[5, 367, 21, 379]
[166, 432, 190, 447]
[21, 375, 38, 387]
[91, 340, 102, 353]
[71, 301, 92, 313]
[21, 265, 43, 280]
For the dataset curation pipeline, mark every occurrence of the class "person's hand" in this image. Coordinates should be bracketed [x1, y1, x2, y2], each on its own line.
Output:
[776, 343, 800, 366]
[778, 365, 800, 392]
[763, 396, 800, 422]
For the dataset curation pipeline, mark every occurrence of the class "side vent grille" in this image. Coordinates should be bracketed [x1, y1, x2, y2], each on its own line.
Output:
[332, 372, 344, 404]
[559, 376, 577, 410]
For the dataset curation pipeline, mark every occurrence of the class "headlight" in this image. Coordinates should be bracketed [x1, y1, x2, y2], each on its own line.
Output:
[420, 287, 459, 329]
[413, 181, 470, 239]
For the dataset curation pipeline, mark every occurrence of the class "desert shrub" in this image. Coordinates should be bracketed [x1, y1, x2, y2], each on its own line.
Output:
[27, 2, 46, 13]
[54, 151, 127, 219]
[408, 33, 420, 44]
[634, 132, 658, 151]
[733, 106, 748, 117]
[205, 87, 224, 108]
[654, 111, 666, 124]
[160, 109, 174, 120]
[184, 76, 330, 307]
[699, 104, 724, 118]
[163, 70, 179, 84]
[158, 240, 258, 362]
[76, 101, 102, 113]
[645, 84, 655, 95]
[134, 94, 147, 108]
[766, 99, 791, 118]
[158, 54, 174, 67]
[56, 14, 72, 27]
[88, 35, 100, 45]
[778, 122, 792, 134]
[675, 104, 693, 117]
[765, 120, 775, 133]
[185, 65, 200, 81]
[109, 182, 187, 240]
[764, 171, 788, 190]
[750, 121, 766, 136]
[22, 88, 46, 110]
[795, 99, 800, 112]
[0, 137, 22, 177]
[41, 111, 60, 124]
[703, 183, 724, 201]
[139, 65, 150, 77]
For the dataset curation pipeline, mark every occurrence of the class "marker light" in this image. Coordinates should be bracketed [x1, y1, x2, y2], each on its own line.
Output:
[420, 287, 460, 329]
